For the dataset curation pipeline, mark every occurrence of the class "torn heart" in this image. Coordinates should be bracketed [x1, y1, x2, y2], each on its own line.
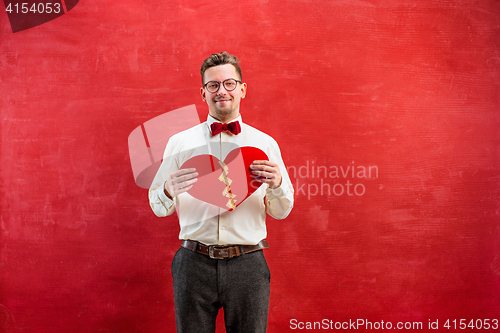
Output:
[180, 147, 268, 211]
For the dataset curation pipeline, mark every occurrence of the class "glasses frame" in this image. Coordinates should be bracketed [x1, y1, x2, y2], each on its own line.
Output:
[203, 78, 242, 93]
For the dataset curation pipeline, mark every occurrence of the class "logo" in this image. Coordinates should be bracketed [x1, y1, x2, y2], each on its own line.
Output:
[3, 0, 79, 33]
[128, 105, 201, 189]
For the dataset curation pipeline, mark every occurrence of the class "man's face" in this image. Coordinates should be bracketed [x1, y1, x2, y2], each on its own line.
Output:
[201, 64, 247, 123]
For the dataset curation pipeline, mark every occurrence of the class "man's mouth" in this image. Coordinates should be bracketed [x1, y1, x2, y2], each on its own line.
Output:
[216, 98, 231, 103]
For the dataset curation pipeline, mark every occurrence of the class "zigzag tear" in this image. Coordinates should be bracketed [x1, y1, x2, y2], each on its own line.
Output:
[218, 160, 237, 210]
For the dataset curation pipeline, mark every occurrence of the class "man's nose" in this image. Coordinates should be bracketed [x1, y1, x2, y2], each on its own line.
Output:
[217, 84, 229, 95]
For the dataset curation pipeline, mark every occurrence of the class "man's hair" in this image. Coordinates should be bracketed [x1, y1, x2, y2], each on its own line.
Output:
[200, 51, 242, 84]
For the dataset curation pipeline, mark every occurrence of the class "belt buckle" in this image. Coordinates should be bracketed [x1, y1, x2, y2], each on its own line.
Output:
[208, 246, 224, 259]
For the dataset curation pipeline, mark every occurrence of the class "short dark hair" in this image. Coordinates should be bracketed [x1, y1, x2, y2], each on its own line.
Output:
[200, 51, 242, 84]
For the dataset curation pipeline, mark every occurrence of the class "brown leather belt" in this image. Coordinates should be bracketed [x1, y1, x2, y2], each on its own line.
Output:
[181, 239, 269, 259]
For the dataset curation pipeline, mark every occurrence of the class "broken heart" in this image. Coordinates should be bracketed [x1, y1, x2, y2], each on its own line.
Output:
[181, 146, 268, 211]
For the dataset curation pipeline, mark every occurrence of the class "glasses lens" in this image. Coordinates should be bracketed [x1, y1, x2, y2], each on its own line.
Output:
[206, 82, 220, 93]
[223, 79, 238, 91]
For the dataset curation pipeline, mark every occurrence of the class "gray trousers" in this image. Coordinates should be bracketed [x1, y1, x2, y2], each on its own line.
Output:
[171, 246, 271, 333]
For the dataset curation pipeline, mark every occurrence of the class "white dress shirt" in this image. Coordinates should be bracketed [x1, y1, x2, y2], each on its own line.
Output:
[148, 114, 294, 245]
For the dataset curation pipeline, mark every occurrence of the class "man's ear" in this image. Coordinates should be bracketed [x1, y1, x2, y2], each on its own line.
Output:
[200, 86, 206, 102]
[241, 82, 247, 99]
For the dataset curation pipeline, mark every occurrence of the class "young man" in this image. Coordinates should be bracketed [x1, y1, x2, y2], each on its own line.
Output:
[149, 51, 294, 333]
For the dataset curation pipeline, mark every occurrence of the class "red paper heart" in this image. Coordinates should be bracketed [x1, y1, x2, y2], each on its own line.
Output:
[181, 147, 268, 211]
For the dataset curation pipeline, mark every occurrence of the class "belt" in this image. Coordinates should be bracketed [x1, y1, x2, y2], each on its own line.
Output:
[181, 239, 269, 259]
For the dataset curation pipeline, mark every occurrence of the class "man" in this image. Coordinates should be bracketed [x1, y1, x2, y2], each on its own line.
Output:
[149, 51, 294, 333]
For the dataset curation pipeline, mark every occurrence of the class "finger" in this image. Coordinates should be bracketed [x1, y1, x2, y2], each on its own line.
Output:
[180, 178, 198, 188]
[251, 174, 276, 186]
[172, 168, 197, 177]
[252, 166, 280, 177]
[252, 174, 281, 189]
[250, 176, 268, 185]
[172, 178, 197, 195]
[171, 171, 199, 185]
[250, 164, 275, 173]
[180, 184, 195, 192]
[251, 160, 277, 167]
[251, 170, 274, 179]
[178, 171, 199, 182]
[175, 177, 198, 190]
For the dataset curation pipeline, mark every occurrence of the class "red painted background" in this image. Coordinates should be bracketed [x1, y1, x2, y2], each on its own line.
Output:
[1, 0, 499, 332]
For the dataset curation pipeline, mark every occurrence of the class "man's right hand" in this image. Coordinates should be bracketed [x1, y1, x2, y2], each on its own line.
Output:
[164, 168, 198, 199]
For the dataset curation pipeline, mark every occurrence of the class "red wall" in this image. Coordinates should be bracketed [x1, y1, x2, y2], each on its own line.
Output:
[1, 0, 499, 332]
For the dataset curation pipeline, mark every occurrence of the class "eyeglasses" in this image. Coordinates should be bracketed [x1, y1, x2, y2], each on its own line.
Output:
[203, 78, 242, 93]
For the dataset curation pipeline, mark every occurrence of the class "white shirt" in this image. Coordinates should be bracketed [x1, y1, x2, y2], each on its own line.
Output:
[148, 114, 294, 245]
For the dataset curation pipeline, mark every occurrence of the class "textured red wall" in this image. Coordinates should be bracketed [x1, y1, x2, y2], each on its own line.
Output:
[1, 0, 499, 332]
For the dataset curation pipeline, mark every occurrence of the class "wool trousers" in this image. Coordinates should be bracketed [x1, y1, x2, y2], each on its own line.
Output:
[171, 246, 271, 333]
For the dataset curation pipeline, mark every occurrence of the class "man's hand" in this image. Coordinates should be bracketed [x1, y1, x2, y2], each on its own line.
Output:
[250, 160, 282, 189]
[164, 168, 198, 199]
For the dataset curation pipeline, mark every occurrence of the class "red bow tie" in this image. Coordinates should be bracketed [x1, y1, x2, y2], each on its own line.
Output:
[210, 121, 241, 136]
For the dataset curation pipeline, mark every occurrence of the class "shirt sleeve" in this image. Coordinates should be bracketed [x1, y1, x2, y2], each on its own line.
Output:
[265, 139, 294, 219]
[148, 135, 180, 217]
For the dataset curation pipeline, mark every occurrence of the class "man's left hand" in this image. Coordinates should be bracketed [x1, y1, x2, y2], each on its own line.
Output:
[250, 160, 282, 189]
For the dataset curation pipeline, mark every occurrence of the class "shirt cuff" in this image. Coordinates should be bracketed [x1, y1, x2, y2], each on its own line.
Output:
[159, 187, 175, 210]
[266, 184, 286, 200]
